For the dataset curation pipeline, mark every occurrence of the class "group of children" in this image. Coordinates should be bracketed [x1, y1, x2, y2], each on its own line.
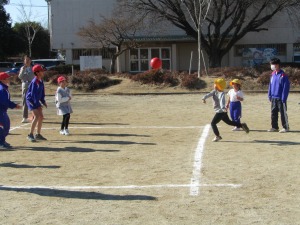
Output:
[0, 57, 291, 148]
[202, 57, 290, 142]
[0, 64, 73, 149]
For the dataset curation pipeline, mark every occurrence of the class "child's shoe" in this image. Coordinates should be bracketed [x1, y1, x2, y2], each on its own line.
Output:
[212, 136, 222, 142]
[60, 130, 65, 135]
[64, 129, 70, 136]
[35, 134, 47, 140]
[27, 134, 36, 142]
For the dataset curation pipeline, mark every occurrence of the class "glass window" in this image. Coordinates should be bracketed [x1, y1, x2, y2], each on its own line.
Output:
[129, 47, 171, 72]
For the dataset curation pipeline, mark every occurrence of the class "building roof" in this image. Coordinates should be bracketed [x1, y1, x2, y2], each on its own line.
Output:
[130, 35, 196, 42]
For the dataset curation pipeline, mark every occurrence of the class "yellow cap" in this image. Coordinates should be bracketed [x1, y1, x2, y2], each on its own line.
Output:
[230, 79, 241, 86]
[214, 78, 226, 91]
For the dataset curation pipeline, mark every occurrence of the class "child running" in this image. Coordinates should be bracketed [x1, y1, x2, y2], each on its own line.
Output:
[26, 64, 47, 142]
[202, 78, 249, 142]
[0, 72, 21, 149]
[226, 79, 244, 131]
[55, 76, 73, 135]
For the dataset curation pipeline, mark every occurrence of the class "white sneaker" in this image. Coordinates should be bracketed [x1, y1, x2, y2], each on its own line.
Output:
[21, 118, 29, 123]
[212, 136, 222, 142]
[267, 128, 279, 132]
[59, 130, 65, 135]
[279, 128, 289, 133]
[232, 127, 242, 131]
[64, 129, 70, 136]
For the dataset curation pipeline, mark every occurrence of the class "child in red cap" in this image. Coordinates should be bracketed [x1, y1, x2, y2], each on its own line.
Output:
[26, 64, 47, 142]
[55, 76, 73, 135]
[0, 72, 21, 149]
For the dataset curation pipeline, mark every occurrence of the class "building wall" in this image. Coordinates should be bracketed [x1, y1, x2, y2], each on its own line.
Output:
[49, 0, 300, 71]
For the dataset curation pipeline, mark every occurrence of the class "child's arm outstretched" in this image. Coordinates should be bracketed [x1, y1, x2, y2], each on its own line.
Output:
[202, 90, 215, 104]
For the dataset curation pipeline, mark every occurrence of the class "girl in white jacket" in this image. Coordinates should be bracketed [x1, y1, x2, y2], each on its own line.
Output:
[55, 76, 73, 135]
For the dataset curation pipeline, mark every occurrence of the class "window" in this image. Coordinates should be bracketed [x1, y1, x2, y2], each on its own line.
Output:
[234, 44, 286, 57]
[72, 48, 116, 60]
[129, 47, 171, 72]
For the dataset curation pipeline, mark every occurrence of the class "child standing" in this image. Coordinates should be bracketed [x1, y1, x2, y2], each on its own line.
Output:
[26, 64, 47, 142]
[202, 78, 249, 142]
[55, 76, 73, 135]
[0, 72, 21, 149]
[226, 79, 244, 131]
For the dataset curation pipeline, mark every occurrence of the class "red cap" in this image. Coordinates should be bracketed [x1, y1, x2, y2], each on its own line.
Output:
[32, 64, 46, 73]
[0, 72, 10, 80]
[57, 76, 66, 83]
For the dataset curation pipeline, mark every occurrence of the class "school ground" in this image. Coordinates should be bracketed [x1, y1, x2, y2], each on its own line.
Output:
[1, 92, 300, 225]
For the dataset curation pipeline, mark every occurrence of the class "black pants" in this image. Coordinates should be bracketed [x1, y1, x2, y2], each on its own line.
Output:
[61, 113, 70, 130]
[271, 98, 289, 129]
[211, 112, 241, 136]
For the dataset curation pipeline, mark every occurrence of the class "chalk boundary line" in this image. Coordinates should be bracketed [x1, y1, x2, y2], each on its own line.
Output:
[0, 183, 242, 190]
[7, 124, 242, 196]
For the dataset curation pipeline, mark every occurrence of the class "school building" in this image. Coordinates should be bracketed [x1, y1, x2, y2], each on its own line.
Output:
[46, 0, 300, 72]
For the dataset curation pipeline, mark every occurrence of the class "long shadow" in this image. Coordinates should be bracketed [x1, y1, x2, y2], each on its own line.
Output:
[253, 140, 300, 146]
[55, 140, 156, 145]
[43, 122, 130, 126]
[222, 140, 300, 146]
[0, 186, 156, 201]
[15, 146, 120, 153]
[250, 129, 300, 133]
[0, 162, 60, 169]
[76, 133, 151, 137]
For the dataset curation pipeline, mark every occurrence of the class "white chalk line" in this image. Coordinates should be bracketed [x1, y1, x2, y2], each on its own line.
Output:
[9, 123, 30, 132]
[11, 125, 204, 130]
[190, 124, 211, 196]
[0, 183, 242, 190]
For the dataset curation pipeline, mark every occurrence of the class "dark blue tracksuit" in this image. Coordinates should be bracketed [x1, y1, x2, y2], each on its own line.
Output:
[0, 82, 17, 145]
[268, 69, 290, 130]
[26, 77, 46, 110]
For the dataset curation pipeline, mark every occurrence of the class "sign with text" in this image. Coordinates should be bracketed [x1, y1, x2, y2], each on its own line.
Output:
[80, 56, 102, 71]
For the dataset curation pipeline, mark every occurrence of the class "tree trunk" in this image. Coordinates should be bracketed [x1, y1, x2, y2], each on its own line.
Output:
[110, 55, 117, 74]
[208, 51, 223, 68]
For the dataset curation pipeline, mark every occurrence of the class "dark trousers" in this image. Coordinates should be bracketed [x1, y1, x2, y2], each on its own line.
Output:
[211, 112, 241, 136]
[0, 111, 10, 144]
[271, 98, 289, 129]
[61, 113, 70, 130]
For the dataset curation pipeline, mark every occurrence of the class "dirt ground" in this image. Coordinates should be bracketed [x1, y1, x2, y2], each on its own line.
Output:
[1, 83, 300, 224]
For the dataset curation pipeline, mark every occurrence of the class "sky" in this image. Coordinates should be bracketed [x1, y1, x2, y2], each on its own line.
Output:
[4, 0, 48, 27]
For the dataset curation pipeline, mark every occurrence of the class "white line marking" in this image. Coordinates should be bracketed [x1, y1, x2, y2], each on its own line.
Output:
[14, 126, 204, 130]
[9, 123, 30, 132]
[0, 183, 242, 190]
[190, 124, 210, 196]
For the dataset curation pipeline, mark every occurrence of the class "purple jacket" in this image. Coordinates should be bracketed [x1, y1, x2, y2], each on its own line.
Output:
[26, 77, 46, 110]
[268, 69, 290, 103]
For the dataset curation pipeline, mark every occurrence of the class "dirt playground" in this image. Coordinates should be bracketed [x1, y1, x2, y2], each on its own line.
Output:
[0, 91, 300, 225]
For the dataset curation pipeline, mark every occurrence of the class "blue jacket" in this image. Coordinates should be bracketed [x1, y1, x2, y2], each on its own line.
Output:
[0, 82, 17, 112]
[26, 77, 46, 110]
[268, 69, 290, 103]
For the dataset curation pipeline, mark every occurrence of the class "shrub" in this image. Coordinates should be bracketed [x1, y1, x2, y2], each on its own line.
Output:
[180, 73, 206, 89]
[131, 69, 179, 86]
[70, 72, 121, 91]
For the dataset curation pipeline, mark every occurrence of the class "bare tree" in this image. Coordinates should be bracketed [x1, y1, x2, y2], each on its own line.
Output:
[122, 0, 300, 68]
[77, 6, 145, 73]
[16, 0, 43, 57]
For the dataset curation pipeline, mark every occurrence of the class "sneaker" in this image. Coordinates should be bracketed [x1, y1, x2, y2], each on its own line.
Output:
[21, 118, 29, 123]
[232, 127, 242, 131]
[212, 136, 222, 142]
[27, 134, 36, 142]
[267, 128, 279, 132]
[59, 130, 65, 135]
[0, 143, 10, 149]
[4, 141, 11, 147]
[241, 123, 250, 133]
[279, 128, 289, 133]
[35, 134, 47, 140]
[64, 129, 70, 136]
